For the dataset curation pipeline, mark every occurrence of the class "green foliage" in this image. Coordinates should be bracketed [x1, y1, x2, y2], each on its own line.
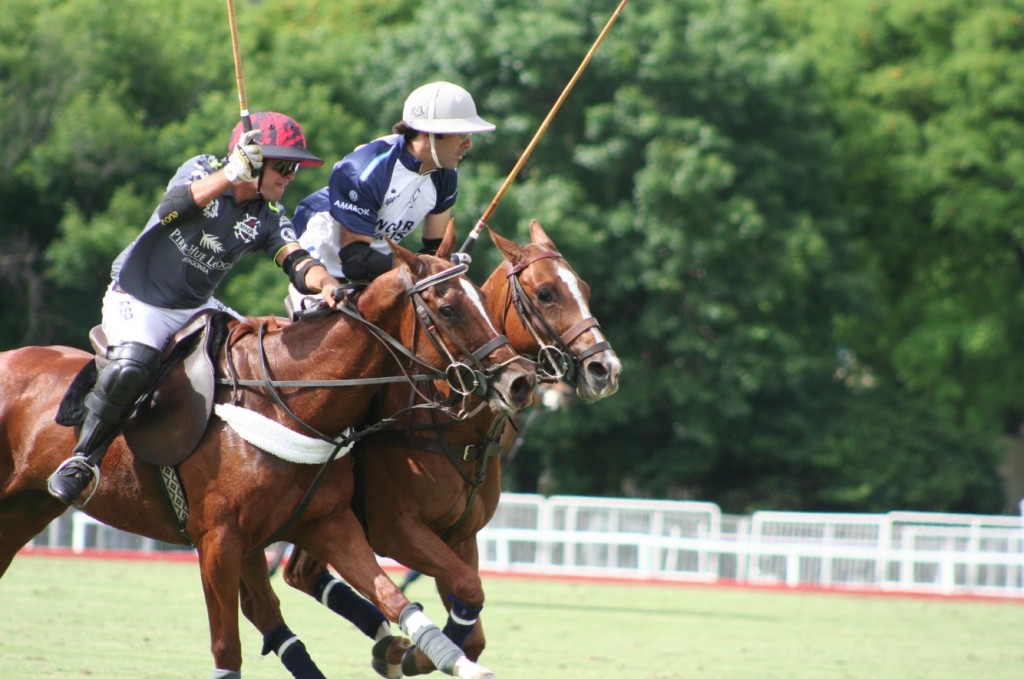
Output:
[2, 0, 1016, 513]
[783, 0, 1024, 437]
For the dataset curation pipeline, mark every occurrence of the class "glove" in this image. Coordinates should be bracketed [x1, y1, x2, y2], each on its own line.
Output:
[451, 252, 472, 266]
[225, 128, 263, 183]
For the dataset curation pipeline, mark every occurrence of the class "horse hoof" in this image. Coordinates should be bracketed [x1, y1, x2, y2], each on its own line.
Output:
[453, 657, 496, 679]
[371, 635, 412, 679]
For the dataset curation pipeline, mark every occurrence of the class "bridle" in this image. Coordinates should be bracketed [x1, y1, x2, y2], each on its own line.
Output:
[386, 248, 616, 543]
[504, 250, 613, 385]
[401, 265, 517, 399]
[221, 262, 518, 438]
[219, 261, 522, 552]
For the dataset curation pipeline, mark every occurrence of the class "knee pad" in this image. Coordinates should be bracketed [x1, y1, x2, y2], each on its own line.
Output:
[86, 342, 163, 420]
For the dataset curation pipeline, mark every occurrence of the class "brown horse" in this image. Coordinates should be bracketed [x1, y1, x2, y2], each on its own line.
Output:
[280, 220, 622, 676]
[0, 224, 536, 679]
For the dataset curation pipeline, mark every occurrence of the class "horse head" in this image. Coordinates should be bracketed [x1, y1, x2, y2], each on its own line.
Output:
[358, 220, 536, 416]
[487, 219, 621, 403]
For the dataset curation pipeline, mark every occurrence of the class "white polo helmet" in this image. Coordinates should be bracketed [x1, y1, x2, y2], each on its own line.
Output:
[402, 81, 496, 135]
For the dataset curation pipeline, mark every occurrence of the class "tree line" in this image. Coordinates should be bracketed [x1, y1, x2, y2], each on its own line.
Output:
[2, 0, 1021, 514]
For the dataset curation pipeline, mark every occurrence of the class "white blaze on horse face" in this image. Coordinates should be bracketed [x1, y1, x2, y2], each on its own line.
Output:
[557, 267, 609, 343]
[458, 278, 501, 335]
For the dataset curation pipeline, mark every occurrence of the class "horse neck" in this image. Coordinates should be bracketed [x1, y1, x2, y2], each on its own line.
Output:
[225, 313, 396, 435]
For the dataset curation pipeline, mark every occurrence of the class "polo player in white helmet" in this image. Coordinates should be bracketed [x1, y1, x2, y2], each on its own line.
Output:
[401, 81, 496, 168]
[285, 81, 496, 315]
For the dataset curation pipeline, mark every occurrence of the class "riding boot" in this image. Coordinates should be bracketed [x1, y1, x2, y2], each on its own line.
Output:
[47, 341, 163, 505]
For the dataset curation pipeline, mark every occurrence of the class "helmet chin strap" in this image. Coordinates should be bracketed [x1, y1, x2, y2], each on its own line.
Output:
[427, 132, 442, 169]
[425, 87, 444, 170]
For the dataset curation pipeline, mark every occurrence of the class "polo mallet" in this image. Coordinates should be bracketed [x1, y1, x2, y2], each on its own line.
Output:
[226, 0, 252, 133]
[457, 0, 629, 256]
[226, 0, 266, 193]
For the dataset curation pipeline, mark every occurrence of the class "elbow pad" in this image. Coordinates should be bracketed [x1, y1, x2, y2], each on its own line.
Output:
[281, 249, 319, 295]
[156, 183, 201, 227]
[340, 241, 392, 282]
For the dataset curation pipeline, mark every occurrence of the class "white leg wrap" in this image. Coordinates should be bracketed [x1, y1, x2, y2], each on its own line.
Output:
[453, 656, 496, 679]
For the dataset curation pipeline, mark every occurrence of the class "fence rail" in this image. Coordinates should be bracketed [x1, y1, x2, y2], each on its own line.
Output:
[25, 494, 1024, 599]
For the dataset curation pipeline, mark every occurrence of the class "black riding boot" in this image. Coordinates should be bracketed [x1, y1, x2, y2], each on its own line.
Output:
[47, 341, 163, 505]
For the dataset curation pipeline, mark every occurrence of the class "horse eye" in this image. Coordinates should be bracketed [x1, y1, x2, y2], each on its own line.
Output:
[438, 305, 456, 320]
[536, 288, 554, 303]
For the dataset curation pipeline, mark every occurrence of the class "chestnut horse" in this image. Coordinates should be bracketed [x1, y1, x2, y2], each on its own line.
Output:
[0, 225, 536, 679]
[280, 220, 622, 676]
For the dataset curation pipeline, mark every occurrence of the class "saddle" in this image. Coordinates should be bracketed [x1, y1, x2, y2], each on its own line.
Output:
[55, 311, 229, 466]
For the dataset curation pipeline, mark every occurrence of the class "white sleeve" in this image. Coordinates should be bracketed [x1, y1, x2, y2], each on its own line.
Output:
[298, 212, 345, 278]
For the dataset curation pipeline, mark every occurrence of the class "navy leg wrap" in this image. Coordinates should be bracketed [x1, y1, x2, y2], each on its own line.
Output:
[312, 571, 388, 639]
[399, 603, 464, 675]
[442, 593, 481, 648]
[261, 624, 325, 679]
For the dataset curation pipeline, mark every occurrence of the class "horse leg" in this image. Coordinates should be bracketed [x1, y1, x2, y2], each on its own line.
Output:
[295, 509, 495, 679]
[0, 491, 65, 574]
[283, 547, 392, 639]
[281, 547, 410, 679]
[195, 531, 247, 679]
[238, 551, 327, 679]
[395, 536, 488, 676]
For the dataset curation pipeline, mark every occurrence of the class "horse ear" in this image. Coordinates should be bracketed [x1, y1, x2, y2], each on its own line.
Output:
[529, 219, 557, 250]
[486, 225, 522, 264]
[436, 219, 456, 260]
[388, 239, 419, 273]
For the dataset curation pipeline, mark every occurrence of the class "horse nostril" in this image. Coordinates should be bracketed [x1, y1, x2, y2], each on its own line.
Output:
[511, 374, 535, 406]
[587, 361, 609, 383]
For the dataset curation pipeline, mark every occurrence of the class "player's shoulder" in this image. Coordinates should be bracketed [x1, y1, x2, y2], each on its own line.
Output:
[349, 134, 401, 161]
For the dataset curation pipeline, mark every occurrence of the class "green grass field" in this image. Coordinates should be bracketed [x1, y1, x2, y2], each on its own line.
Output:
[1, 553, 1022, 678]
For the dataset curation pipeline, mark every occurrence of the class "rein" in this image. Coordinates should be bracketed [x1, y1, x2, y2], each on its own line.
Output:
[218, 262, 517, 553]
[385, 249, 615, 543]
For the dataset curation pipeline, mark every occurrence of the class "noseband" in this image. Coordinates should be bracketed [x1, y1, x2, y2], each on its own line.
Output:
[506, 251, 613, 384]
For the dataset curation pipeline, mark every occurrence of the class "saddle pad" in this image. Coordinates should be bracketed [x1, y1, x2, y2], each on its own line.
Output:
[55, 359, 97, 427]
[214, 403, 355, 464]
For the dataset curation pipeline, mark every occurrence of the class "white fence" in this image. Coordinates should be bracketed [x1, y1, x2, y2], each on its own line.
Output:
[26, 494, 1024, 599]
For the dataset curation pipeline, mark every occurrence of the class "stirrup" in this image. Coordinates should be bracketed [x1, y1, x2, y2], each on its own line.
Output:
[48, 456, 102, 508]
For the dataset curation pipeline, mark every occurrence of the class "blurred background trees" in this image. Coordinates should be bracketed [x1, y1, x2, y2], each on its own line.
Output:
[3, 0, 1021, 514]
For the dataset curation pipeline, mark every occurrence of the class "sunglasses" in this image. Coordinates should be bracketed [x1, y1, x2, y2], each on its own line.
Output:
[270, 160, 300, 177]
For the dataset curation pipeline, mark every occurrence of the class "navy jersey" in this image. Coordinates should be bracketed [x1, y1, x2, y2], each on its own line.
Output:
[293, 135, 457, 269]
[112, 154, 298, 309]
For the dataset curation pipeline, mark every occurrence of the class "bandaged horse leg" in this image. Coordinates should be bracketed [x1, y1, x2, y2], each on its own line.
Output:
[240, 551, 327, 679]
[399, 603, 475, 677]
[401, 594, 483, 676]
[283, 551, 410, 679]
[312, 570, 391, 639]
[441, 593, 482, 649]
[262, 624, 324, 679]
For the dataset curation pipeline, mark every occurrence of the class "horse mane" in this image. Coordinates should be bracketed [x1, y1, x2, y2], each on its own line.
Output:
[228, 315, 288, 342]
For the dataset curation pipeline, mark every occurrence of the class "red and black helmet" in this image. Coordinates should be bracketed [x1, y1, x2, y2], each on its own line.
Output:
[228, 112, 323, 167]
